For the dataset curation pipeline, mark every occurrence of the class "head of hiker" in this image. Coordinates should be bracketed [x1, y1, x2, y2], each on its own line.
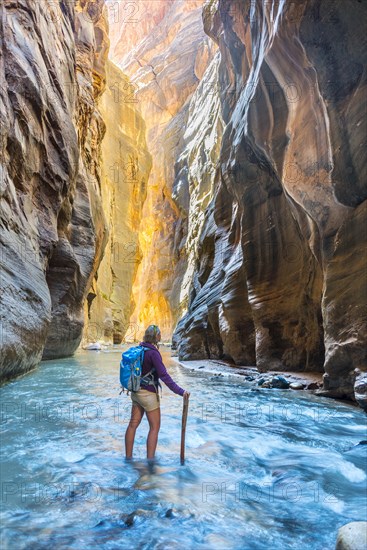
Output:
[143, 324, 161, 345]
[124, 323, 190, 462]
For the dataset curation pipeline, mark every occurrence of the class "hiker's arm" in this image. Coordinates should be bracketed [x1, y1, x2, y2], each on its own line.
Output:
[153, 354, 185, 396]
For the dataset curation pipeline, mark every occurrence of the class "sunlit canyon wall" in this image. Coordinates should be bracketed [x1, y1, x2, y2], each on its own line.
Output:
[82, 59, 152, 344]
[0, 0, 110, 376]
[102, 0, 217, 340]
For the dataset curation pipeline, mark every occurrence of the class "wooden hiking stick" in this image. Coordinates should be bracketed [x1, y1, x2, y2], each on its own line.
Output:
[180, 396, 189, 465]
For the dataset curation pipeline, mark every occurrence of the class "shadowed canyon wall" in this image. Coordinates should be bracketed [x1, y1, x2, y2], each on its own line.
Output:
[172, 0, 367, 407]
[0, 0, 110, 376]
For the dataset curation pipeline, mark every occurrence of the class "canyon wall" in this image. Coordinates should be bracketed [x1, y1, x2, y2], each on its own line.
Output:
[0, 0, 110, 377]
[172, 0, 366, 406]
[83, 59, 152, 344]
[107, 0, 217, 340]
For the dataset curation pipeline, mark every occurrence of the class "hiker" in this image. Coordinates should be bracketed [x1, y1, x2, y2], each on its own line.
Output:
[124, 324, 190, 461]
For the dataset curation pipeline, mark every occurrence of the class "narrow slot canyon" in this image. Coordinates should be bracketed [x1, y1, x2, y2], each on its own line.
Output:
[1, 2, 367, 547]
[2, 0, 365, 407]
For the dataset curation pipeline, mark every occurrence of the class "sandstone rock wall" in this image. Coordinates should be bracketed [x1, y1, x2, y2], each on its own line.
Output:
[170, 51, 258, 364]
[0, 0, 110, 376]
[173, 0, 366, 405]
[82, 59, 152, 344]
[108, 0, 217, 340]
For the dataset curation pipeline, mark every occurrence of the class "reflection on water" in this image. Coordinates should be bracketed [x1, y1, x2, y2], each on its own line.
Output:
[1, 348, 366, 549]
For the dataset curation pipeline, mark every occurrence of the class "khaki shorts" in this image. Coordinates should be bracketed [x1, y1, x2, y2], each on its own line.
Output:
[131, 389, 160, 412]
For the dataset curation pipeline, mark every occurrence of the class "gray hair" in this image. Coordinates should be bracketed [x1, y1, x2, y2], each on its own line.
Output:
[143, 324, 161, 344]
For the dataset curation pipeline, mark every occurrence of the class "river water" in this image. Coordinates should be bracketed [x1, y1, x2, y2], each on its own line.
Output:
[1, 347, 366, 550]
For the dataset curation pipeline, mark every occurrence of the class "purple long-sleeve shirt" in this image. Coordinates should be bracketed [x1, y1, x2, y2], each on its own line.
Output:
[139, 341, 185, 396]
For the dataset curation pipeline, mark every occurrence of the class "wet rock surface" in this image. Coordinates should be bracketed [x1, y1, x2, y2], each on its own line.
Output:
[173, 357, 323, 394]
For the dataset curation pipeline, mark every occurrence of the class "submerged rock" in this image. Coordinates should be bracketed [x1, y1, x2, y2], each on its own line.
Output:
[123, 512, 135, 527]
[119, 508, 155, 527]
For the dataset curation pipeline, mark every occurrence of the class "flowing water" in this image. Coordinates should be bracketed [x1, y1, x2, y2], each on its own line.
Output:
[1, 347, 366, 550]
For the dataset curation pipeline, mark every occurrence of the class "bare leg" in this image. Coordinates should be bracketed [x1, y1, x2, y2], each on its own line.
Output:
[125, 403, 144, 458]
[146, 407, 161, 460]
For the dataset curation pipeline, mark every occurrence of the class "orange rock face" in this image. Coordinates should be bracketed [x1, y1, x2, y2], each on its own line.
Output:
[107, 0, 216, 340]
[106, 0, 175, 64]
[83, 59, 152, 345]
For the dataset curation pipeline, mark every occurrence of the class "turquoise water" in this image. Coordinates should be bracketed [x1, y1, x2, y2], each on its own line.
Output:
[1, 347, 366, 549]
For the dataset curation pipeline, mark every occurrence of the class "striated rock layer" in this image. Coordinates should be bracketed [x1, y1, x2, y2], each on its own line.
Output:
[173, 0, 366, 406]
[0, 0, 110, 376]
[108, 0, 217, 340]
[83, 59, 152, 344]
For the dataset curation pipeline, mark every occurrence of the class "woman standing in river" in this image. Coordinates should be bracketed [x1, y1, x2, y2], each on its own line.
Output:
[124, 324, 190, 461]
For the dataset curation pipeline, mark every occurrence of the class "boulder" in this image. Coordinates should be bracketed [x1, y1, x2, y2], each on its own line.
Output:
[336, 522, 367, 550]
[271, 376, 290, 389]
[354, 371, 367, 412]
[289, 382, 305, 390]
[306, 382, 320, 390]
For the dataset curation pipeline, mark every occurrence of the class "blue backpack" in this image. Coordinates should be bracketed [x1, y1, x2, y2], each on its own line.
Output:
[119, 345, 157, 394]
